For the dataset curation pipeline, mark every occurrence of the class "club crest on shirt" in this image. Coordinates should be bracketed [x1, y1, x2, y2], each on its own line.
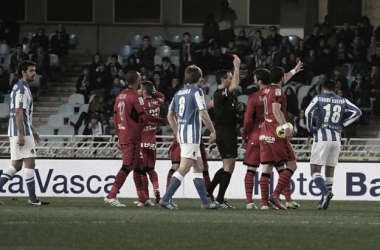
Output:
[19, 94, 24, 102]
[138, 97, 144, 105]
[275, 89, 281, 96]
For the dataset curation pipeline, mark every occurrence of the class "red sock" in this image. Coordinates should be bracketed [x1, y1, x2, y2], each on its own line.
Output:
[245, 170, 256, 203]
[166, 169, 175, 190]
[142, 173, 149, 199]
[147, 169, 159, 190]
[260, 173, 270, 206]
[133, 171, 147, 202]
[202, 170, 211, 190]
[273, 169, 294, 198]
[108, 168, 129, 199]
[284, 180, 292, 201]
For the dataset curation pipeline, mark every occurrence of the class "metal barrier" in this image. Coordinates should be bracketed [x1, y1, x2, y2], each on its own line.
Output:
[0, 135, 379, 161]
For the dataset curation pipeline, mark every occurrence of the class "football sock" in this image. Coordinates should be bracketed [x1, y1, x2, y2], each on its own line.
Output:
[24, 168, 37, 201]
[166, 169, 176, 190]
[313, 173, 328, 197]
[193, 173, 209, 205]
[207, 168, 224, 195]
[278, 169, 292, 201]
[244, 170, 256, 203]
[216, 171, 232, 203]
[272, 168, 294, 198]
[202, 170, 211, 190]
[260, 173, 271, 206]
[146, 167, 159, 190]
[141, 170, 149, 199]
[162, 172, 183, 202]
[133, 170, 147, 202]
[108, 165, 130, 199]
[0, 166, 17, 189]
[319, 177, 334, 204]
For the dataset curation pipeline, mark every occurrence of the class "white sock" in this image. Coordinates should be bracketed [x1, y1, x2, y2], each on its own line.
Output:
[325, 177, 334, 191]
[24, 168, 35, 182]
[192, 172, 203, 179]
[173, 171, 184, 182]
[1, 166, 18, 178]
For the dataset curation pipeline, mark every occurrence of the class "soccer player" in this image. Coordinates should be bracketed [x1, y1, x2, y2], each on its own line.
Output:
[104, 71, 166, 207]
[206, 56, 241, 209]
[305, 79, 361, 210]
[0, 60, 50, 206]
[259, 66, 302, 210]
[159, 65, 220, 210]
[135, 81, 165, 205]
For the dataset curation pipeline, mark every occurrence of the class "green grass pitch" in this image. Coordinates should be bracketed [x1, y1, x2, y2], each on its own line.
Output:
[0, 198, 379, 250]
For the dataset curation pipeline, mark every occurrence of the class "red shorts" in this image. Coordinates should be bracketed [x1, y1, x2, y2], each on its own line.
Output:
[260, 139, 296, 164]
[170, 140, 207, 166]
[141, 147, 157, 168]
[243, 140, 260, 167]
[121, 143, 141, 169]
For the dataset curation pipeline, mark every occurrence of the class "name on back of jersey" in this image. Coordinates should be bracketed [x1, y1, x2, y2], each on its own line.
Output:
[177, 89, 191, 95]
[318, 97, 345, 104]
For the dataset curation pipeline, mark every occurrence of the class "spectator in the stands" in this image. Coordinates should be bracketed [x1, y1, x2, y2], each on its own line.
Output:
[111, 76, 123, 97]
[370, 46, 380, 69]
[0, 66, 10, 94]
[316, 45, 335, 77]
[316, 38, 327, 56]
[336, 42, 349, 66]
[357, 16, 374, 47]
[238, 59, 249, 82]
[326, 31, 338, 50]
[348, 36, 367, 75]
[301, 87, 317, 110]
[289, 52, 297, 69]
[279, 36, 293, 58]
[280, 56, 292, 73]
[117, 69, 126, 86]
[136, 36, 156, 70]
[215, 0, 237, 47]
[212, 47, 233, 71]
[339, 22, 355, 48]
[151, 71, 167, 93]
[295, 109, 312, 137]
[305, 48, 317, 74]
[320, 15, 335, 39]
[268, 45, 282, 67]
[291, 56, 308, 84]
[251, 29, 267, 55]
[10, 44, 29, 73]
[264, 56, 273, 69]
[83, 113, 104, 140]
[106, 54, 122, 78]
[29, 28, 49, 55]
[71, 94, 106, 131]
[285, 87, 298, 123]
[31, 45, 50, 91]
[0, 13, 20, 48]
[89, 53, 102, 78]
[50, 23, 69, 59]
[335, 77, 350, 98]
[103, 87, 116, 122]
[306, 24, 323, 51]
[104, 116, 116, 136]
[365, 65, 380, 98]
[295, 39, 308, 59]
[123, 54, 139, 74]
[266, 26, 282, 50]
[197, 48, 215, 75]
[226, 41, 240, 56]
[367, 36, 379, 62]
[138, 65, 150, 82]
[315, 74, 327, 94]
[165, 76, 183, 103]
[350, 72, 367, 103]
[235, 29, 250, 56]
[161, 56, 176, 84]
[92, 63, 112, 92]
[202, 14, 219, 47]
[76, 66, 91, 103]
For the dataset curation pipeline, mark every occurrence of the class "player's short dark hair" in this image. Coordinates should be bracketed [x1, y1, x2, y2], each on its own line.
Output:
[183, 32, 191, 37]
[185, 65, 202, 84]
[143, 35, 150, 40]
[111, 54, 118, 59]
[270, 67, 285, 83]
[253, 68, 271, 85]
[18, 60, 36, 75]
[141, 81, 154, 96]
[323, 80, 336, 92]
[125, 71, 140, 85]
[16, 43, 23, 49]
[215, 70, 230, 85]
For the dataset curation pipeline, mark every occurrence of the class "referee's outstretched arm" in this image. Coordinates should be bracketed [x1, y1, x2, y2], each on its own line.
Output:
[228, 57, 241, 93]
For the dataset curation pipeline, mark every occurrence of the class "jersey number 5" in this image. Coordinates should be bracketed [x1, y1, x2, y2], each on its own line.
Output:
[323, 104, 341, 123]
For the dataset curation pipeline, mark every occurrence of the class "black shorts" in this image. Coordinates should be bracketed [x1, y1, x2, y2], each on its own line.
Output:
[216, 126, 237, 159]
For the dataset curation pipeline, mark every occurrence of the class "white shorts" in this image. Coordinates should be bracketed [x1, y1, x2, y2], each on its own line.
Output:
[10, 135, 37, 160]
[310, 141, 340, 167]
[180, 143, 201, 160]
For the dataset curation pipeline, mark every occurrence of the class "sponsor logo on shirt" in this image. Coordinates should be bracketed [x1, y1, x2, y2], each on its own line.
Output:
[118, 124, 125, 130]
[275, 89, 281, 96]
[259, 134, 275, 144]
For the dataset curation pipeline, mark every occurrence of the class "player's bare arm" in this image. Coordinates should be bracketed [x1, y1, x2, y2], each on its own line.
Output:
[15, 108, 25, 146]
[167, 110, 178, 136]
[30, 125, 41, 143]
[272, 103, 293, 139]
[284, 61, 304, 84]
[228, 56, 241, 93]
[199, 110, 216, 144]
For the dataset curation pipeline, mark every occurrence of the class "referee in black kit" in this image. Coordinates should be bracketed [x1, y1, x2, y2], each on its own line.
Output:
[207, 55, 242, 208]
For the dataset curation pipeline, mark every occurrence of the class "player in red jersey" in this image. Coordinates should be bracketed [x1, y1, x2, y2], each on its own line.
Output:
[104, 71, 166, 207]
[259, 65, 302, 210]
[136, 81, 165, 205]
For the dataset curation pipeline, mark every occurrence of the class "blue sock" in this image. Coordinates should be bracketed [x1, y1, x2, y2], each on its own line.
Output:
[193, 176, 209, 205]
[313, 173, 328, 204]
[25, 169, 37, 201]
[162, 173, 182, 202]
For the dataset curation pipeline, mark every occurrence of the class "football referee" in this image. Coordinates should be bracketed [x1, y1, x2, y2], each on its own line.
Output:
[207, 56, 241, 208]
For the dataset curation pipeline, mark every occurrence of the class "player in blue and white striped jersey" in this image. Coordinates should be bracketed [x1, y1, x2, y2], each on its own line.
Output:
[159, 65, 221, 210]
[305, 79, 361, 210]
[0, 61, 50, 206]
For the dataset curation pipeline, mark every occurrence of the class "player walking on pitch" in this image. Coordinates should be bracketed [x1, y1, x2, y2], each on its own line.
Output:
[305, 79, 361, 210]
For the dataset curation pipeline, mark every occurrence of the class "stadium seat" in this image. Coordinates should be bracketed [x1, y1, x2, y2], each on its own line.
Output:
[58, 104, 75, 119]
[191, 35, 203, 44]
[208, 84, 218, 97]
[154, 55, 162, 66]
[341, 63, 354, 77]
[1, 54, 12, 70]
[106, 55, 123, 65]
[68, 93, 85, 108]
[117, 45, 133, 60]
[156, 46, 171, 57]
[38, 124, 54, 135]
[204, 94, 211, 106]
[68, 114, 80, 125]
[0, 44, 10, 58]
[58, 125, 75, 136]
[203, 75, 216, 87]
[288, 35, 300, 47]
[297, 85, 311, 109]
[237, 95, 249, 105]
[244, 55, 253, 64]
[310, 75, 319, 87]
[247, 35, 255, 44]
[169, 55, 180, 67]
[0, 103, 9, 118]
[29, 74, 41, 88]
[3, 94, 10, 105]
[246, 84, 258, 93]
[128, 34, 143, 48]
[46, 33, 55, 41]
[69, 34, 78, 47]
[49, 54, 60, 69]
[88, 94, 96, 104]
[78, 104, 89, 114]
[149, 35, 163, 48]
[295, 83, 305, 92]
[47, 114, 64, 129]
[168, 34, 182, 43]
[347, 76, 355, 89]
[22, 43, 29, 54]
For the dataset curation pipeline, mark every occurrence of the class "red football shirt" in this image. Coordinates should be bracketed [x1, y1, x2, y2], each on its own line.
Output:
[242, 89, 264, 143]
[140, 91, 165, 144]
[261, 85, 287, 138]
[114, 88, 145, 144]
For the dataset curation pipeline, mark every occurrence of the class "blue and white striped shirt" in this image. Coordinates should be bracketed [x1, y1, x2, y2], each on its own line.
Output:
[305, 93, 361, 142]
[168, 84, 206, 144]
[8, 80, 33, 137]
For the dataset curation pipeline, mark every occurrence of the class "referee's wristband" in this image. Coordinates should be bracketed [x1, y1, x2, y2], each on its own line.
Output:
[290, 69, 296, 75]
[282, 123, 289, 130]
